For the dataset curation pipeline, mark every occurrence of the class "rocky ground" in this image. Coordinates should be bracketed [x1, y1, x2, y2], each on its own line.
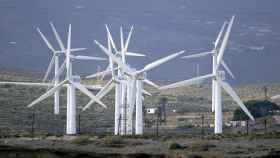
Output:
[0, 133, 279, 158]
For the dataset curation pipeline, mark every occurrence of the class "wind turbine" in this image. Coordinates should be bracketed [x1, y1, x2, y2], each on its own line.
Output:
[37, 22, 87, 115]
[160, 16, 255, 134]
[86, 25, 145, 79]
[26, 24, 108, 135]
[181, 18, 235, 112]
[84, 25, 151, 135]
[94, 37, 185, 134]
[37, 24, 63, 115]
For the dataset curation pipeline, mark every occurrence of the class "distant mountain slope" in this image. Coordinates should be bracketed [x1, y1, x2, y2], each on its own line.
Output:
[0, 0, 279, 84]
[0, 72, 279, 134]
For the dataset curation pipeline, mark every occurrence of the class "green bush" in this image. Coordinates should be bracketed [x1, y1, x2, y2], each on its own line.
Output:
[188, 141, 216, 151]
[104, 136, 125, 147]
[169, 142, 183, 150]
[233, 100, 279, 121]
[71, 136, 91, 145]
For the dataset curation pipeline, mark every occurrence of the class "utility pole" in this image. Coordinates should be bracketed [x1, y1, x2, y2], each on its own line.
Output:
[264, 118, 267, 134]
[159, 97, 168, 124]
[263, 86, 268, 100]
[78, 114, 81, 134]
[201, 114, 204, 134]
[246, 120, 249, 135]
[156, 111, 159, 138]
[118, 114, 121, 135]
[31, 112, 35, 135]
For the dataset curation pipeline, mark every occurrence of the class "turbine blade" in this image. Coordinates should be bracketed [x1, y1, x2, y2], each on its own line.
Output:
[83, 100, 95, 111]
[37, 28, 56, 52]
[219, 79, 255, 121]
[120, 26, 126, 62]
[120, 27, 125, 63]
[82, 80, 115, 111]
[0, 81, 54, 87]
[138, 50, 185, 74]
[221, 60, 235, 79]
[125, 52, 146, 57]
[27, 80, 67, 108]
[43, 55, 55, 82]
[120, 26, 124, 51]
[70, 81, 107, 109]
[160, 74, 214, 90]
[73, 55, 107, 61]
[86, 69, 112, 79]
[56, 48, 87, 53]
[107, 31, 116, 79]
[96, 79, 115, 98]
[214, 22, 227, 49]
[124, 26, 134, 51]
[105, 24, 118, 52]
[83, 85, 103, 90]
[50, 22, 66, 50]
[86, 66, 118, 79]
[143, 79, 159, 89]
[271, 95, 280, 100]
[142, 89, 152, 96]
[181, 51, 213, 59]
[70, 48, 87, 52]
[94, 40, 131, 72]
[216, 16, 235, 69]
[67, 24, 72, 52]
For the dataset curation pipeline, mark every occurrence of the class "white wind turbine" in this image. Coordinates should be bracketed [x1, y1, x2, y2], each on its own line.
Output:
[160, 16, 255, 134]
[27, 24, 108, 135]
[37, 22, 101, 115]
[94, 38, 185, 135]
[84, 25, 153, 135]
[0, 24, 107, 135]
[37, 27, 62, 115]
[37, 22, 85, 115]
[181, 18, 235, 112]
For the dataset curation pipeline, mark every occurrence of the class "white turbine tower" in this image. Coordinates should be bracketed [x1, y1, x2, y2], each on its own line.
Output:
[94, 39, 185, 135]
[160, 16, 255, 134]
[26, 24, 108, 135]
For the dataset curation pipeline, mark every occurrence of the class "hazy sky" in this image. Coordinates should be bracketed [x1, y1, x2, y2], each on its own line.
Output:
[0, 0, 279, 85]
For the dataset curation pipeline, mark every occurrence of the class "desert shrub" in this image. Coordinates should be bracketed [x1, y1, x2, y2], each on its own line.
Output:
[125, 134, 156, 140]
[169, 142, 184, 150]
[71, 135, 91, 145]
[187, 151, 224, 158]
[104, 136, 125, 147]
[187, 154, 203, 158]
[249, 132, 280, 140]
[188, 141, 216, 152]
[160, 135, 172, 142]
[233, 100, 279, 121]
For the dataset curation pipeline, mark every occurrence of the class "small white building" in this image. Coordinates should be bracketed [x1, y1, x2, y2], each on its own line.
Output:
[146, 108, 157, 114]
[230, 121, 247, 127]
